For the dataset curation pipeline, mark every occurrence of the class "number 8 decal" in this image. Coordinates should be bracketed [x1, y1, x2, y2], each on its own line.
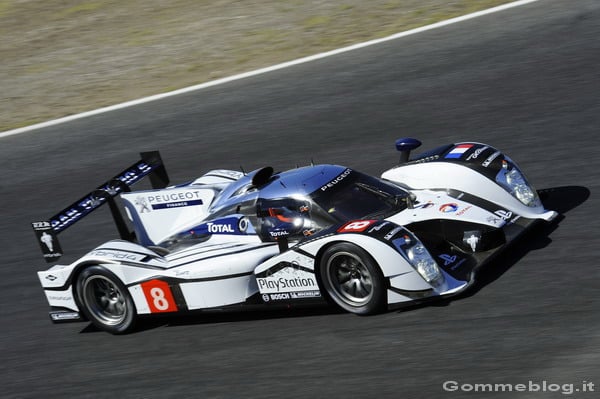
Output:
[141, 280, 178, 313]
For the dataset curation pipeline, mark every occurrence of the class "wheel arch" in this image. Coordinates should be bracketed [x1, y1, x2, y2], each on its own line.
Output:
[312, 239, 388, 304]
[71, 261, 118, 308]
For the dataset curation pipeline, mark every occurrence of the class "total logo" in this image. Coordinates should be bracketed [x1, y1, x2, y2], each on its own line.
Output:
[207, 222, 235, 233]
[439, 203, 459, 213]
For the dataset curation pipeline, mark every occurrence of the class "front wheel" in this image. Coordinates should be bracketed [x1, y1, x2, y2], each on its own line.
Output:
[75, 265, 137, 334]
[319, 243, 386, 315]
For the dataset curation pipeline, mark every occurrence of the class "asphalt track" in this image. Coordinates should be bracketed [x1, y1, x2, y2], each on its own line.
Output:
[1, 0, 599, 397]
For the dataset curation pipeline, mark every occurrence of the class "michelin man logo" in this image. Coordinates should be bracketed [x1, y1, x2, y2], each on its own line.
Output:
[40, 232, 54, 252]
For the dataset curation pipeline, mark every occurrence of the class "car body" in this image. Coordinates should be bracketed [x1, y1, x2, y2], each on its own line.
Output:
[34, 139, 557, 333]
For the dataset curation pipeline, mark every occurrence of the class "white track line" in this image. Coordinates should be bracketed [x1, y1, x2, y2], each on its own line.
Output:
[0, 0, 539, 139]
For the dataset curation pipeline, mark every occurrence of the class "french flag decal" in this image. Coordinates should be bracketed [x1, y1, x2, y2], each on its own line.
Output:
[445, 144, 473, 159]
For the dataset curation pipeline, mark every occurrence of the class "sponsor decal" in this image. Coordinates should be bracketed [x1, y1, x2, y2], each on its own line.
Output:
[135, 196, 151, 213]
[445, 144, 474, 159]
[32, 221, 52, 229]
[367, 221, 390, 233]
[494, 210, 513, 221]
[88, 250, 145, 261]
[466, 146, 489, 161]
[439, 254, 457, 266]
[384, 226, 404, 241]
[207, 222, 234, 233]
[414, 201, 435, 209]
[438, 254, 467, 270]
[257, 267, 319, 294]
[238, 217, 249, 233]
[321, 168, 352, 191]
[482, 150, 502, 167]
[265, 291, 321, 301]
[463, 232, 481, 252]
[49, 161, 153, 232]
[268, 293, 290, 301]
[151, 200, 204, 210]
[439, 203, 459, 213]
[139, 190, 205, 211]
[486, 216, 501, 225]
[48, 295, 73, 302]
[455, 206, 473, 216]
[45, 275, 58, 281]
[289, 291, 321, 299]
[32, 221, 63, 260]
[338, 220, 377, 233]
[40, 232, 55, 252]
[50, 312, 80, 321]
[191, 217, 245, 235]
[257, 276, 316, 291]
[269, 230, 290, 238]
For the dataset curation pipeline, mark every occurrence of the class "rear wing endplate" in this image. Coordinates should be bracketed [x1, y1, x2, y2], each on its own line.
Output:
[32, 151, 169, 262]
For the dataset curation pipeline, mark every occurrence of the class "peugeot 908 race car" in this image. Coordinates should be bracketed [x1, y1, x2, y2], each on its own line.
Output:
[34, 139, 557, 334]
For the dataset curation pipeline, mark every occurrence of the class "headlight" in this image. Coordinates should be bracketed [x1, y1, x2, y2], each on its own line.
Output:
[496, 159, 541, 207]
[406, 243, 443, 285]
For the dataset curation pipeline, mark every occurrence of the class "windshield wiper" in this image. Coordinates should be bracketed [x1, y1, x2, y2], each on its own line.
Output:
[356, 182, 406, 205]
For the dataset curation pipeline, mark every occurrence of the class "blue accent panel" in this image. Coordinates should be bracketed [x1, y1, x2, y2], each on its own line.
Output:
[395, 138, 422, 152]
[188, 216, 254, 235]
[151, 199, 203, 210]
[444, 153, 464, 159]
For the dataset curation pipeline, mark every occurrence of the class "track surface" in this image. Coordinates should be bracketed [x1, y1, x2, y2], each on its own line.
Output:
[1, 1, 599, 397]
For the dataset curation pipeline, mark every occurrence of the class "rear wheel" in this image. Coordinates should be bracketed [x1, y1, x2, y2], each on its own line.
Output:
[319, 243, 386, 315]
[76, 265, 136, 334]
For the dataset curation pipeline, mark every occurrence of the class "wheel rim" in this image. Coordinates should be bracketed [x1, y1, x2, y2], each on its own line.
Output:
[82, 275, 127, 325]
[325, 251, 374, 306]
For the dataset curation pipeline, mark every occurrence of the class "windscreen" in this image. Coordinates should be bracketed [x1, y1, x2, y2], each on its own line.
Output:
[310, 170, 409, 223]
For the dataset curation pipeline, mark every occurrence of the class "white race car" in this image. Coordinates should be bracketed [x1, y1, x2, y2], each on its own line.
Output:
[34, 139, 557, 334]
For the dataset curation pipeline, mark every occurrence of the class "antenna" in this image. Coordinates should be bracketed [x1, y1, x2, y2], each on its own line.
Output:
[240, 165, 246, 175]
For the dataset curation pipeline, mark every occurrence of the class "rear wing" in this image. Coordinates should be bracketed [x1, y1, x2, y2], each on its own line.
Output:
[32, 151, 169, 262]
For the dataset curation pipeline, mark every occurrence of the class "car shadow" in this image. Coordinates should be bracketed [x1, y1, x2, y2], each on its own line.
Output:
[80, 304, 344, 334]
[81, 186, 590, 333]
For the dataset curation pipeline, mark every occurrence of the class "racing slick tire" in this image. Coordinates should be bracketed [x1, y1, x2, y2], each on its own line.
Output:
[319, 243, 386, 315]
[75, 265, 137, 334]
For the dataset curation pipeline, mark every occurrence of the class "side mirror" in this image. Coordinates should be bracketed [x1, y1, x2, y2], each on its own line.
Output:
[395, 138, 422, 164]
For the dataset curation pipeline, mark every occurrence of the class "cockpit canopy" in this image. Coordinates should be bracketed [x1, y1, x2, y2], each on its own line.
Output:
[158, 165, 411, 249]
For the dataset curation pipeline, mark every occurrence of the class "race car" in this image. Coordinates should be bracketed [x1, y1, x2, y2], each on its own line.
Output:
[34, 139, 557, 334]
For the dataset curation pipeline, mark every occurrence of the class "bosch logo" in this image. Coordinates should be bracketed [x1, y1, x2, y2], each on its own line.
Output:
[439, 203, 459, 213]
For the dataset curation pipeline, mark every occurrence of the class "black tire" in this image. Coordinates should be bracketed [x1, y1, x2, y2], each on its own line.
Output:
[75, 265, 137, 334]
[319, 243, 386, 315]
